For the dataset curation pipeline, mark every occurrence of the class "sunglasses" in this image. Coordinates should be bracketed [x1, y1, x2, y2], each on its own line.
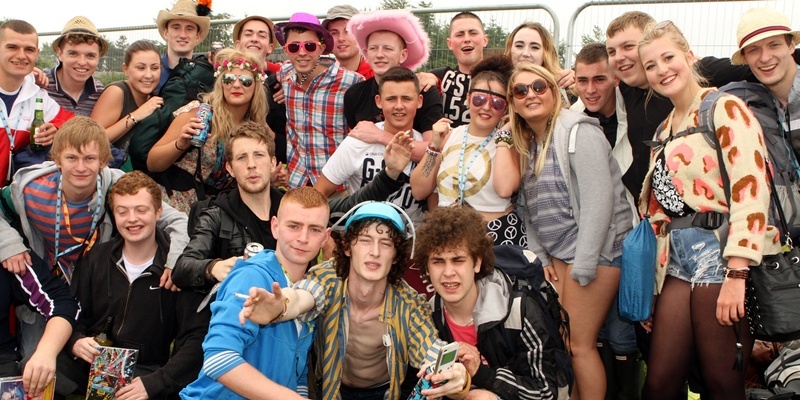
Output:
[222, 74, 255, 87]
[650, 20, 685, 37]
[469, 89, 507, 111]
[512, 79, 551, 99]
[285, 41, 321, 54]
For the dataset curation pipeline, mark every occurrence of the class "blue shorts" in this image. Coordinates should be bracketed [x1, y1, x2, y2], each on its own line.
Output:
[599, 255, 623, 268]
[667, 227, 724, 286]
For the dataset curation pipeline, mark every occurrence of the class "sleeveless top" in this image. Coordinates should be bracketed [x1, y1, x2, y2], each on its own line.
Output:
[110, 81, 139, 151]
[159, 100, 234, 213]
[436, 125, 511, 212]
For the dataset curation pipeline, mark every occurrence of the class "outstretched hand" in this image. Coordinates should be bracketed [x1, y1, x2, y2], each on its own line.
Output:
[239, 283, 286, 325]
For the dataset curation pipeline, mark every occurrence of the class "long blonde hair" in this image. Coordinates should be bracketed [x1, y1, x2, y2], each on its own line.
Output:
[508, 63, 565, 176]
[203, 50, 268, 143]
[504, 22, 563, 77]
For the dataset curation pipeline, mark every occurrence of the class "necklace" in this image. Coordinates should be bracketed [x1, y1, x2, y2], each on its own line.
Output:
[444, 305, 474, 326]
[297, 62, 321, 86]
[457, 127, 495, 204]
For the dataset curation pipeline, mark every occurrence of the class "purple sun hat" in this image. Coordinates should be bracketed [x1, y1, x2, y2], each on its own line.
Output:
[275, 12, 334, 55]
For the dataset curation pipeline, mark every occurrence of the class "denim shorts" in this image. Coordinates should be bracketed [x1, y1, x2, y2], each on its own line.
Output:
[667, 227, 725, 286]
[599, 255, 623, 268]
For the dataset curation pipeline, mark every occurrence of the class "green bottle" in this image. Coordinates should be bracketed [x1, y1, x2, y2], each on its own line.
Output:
[94, 316, 114, 347]
[29, 98, 45, 151]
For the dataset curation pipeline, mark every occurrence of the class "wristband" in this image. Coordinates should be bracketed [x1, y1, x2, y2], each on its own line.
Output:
[175, 140, 188, 152]
[723, 267, 750, 280]
[127, 113, 138, 126]
[205, 260, 217, 281]
[494, 129, 512, 145]
[426, 144, 441, 157]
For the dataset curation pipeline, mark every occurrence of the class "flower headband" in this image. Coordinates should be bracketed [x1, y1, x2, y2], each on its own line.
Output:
[214, 58, 266, 81]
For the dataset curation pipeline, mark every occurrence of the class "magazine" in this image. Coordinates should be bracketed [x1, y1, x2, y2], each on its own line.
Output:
[0, 375, 55, 400]
[85, 346, 138, 400]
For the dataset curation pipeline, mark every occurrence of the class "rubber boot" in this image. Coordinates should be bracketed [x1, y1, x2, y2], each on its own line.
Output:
[614, 351, 644, 400]
[598, 340, 618, 400]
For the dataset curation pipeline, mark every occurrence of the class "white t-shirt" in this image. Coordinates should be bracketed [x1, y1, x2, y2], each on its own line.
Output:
[321, 122, 424, 223]
[122, 253, 155, 283]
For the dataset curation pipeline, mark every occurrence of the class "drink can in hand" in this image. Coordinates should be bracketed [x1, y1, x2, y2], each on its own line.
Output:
[190, 103, 213, 147]
[243, 242, 264, 260]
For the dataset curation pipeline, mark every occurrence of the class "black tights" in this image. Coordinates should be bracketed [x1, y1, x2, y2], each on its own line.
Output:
[643, 277, 753, 400]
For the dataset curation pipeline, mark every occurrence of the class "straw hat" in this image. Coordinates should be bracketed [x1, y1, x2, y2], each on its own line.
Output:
[322, 5, 360, 30]
[732, 7, 800, 65]
[51, 16, 109, 56]
[347, 10, 430, 71]
[274, 13, 334, 55]
[233, 16, 278, 48]
[156, 0, 211, 42]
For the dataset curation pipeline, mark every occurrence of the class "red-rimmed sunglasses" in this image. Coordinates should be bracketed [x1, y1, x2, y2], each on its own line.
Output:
[285, 41, 321, 54]
[512, 79, 551, 99]
[469, 88, 507, 111]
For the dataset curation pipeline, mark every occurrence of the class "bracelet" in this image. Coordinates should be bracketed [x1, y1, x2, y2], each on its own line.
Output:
[494, 129, 512, 145]
[175, 140, 188, 152]
[127, 113, 138, 126]
[269, 297, 291, 324]
[453, 369, 471, 396]
[723, 267, 750, 279]
[425, 144, 441, 157]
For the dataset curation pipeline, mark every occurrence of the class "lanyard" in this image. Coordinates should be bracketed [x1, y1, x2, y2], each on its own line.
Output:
[0, 105, 24, 182]
[457, 128, 495, 204]
[53, 173, 103, 284]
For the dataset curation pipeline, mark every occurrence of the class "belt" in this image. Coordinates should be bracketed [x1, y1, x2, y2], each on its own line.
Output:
[665, 211, 728, 233]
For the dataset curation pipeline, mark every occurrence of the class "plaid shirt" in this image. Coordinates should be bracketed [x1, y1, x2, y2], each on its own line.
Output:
[281, 62, 362, 188]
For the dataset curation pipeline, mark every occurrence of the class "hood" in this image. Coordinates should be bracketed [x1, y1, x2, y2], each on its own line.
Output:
[472, 269, 511, 327]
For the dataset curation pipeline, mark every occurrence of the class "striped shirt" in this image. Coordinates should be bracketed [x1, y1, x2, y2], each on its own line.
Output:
[296, 260, 442, 400]
[524, 142, 578, 263]
[45, 65, 105, 117]
[24, 173, 93, 274]
[280, 62, 362, 188]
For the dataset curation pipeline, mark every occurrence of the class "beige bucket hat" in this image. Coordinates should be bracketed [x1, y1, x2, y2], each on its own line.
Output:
[51, 16, 109, 56]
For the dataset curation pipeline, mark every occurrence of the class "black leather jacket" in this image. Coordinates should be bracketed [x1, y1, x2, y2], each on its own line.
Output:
[173, 169, 408, 291]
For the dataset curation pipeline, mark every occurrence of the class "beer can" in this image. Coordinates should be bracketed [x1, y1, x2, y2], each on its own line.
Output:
[190, 103, 213, 147]
[243, 242, 264, 260]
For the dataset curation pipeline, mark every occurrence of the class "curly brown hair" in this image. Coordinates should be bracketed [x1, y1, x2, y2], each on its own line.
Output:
[413, 205, 494, 280]
[333, 218, 411, 286]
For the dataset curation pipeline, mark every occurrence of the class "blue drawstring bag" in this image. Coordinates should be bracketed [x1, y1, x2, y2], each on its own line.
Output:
[619, 218, 657, 321]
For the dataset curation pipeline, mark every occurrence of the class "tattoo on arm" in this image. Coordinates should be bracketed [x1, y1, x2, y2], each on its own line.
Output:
[421, 154, 436, 177]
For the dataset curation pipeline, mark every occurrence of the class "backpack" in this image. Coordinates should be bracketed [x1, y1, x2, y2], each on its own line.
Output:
[187, 195, 234, 258]
[127, 54, 215, 172]
[493, 244, 574, 399]
[681, 82, 800, 230]
[763, 347, 800, 396]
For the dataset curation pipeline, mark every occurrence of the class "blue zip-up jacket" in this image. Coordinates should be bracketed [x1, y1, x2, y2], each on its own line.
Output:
[180, 250, 314, 399]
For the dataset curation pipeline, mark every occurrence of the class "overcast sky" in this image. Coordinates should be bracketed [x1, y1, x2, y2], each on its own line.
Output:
[7, 0, 560, 33]
[6, 0, 800, 60]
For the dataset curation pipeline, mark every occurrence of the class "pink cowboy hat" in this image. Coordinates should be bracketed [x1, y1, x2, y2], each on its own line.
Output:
[347, 10, 430, 71]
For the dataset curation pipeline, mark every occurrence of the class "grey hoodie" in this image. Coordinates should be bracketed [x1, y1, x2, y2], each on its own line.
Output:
[519, 108, 634, 286]
[0, 162, 189, 272]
